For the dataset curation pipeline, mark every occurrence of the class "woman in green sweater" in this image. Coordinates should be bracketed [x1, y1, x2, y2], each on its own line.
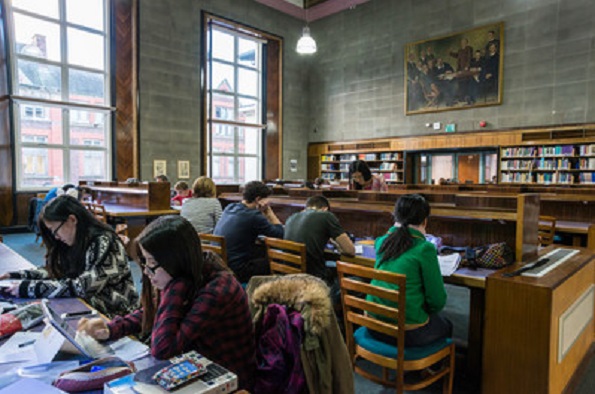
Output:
[367, 194, 452, 346]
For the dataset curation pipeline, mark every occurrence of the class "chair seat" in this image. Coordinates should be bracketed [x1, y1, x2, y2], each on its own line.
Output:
[354, 326, 452, 361]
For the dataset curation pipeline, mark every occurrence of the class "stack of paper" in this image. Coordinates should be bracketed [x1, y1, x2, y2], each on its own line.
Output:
[438, 254, 461, 276]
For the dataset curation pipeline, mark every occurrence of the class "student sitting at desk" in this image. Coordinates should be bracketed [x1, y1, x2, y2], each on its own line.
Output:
[78, 215, 255, 390]
[284, 196, 355, 285]
[348, 159, 388, 192]
[0, 195, 139, 317]
[180, 176, 222, 234]
[214, 181, 284, 283]
[171, 181, 192, 206]
[367, 194, 452, 346]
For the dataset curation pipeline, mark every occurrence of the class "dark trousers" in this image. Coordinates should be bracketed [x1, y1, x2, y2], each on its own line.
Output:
[369, 313, 453, 347]
[235, 256, 271, 284]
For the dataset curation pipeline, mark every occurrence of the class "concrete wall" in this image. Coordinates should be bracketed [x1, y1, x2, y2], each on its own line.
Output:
[137, 0, 595, 181]
[138, 0, 311, 181]
[308, 0, 595, 142]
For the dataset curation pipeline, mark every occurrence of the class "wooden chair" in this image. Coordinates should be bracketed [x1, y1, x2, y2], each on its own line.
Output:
[86, 203, 129, 245]
[336, 261, 455, 394]
[198, 233, 228, 267]
[264, 237, 307, 276]
[538, 215, 556, 246]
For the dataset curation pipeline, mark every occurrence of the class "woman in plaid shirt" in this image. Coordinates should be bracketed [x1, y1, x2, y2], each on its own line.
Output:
[78, 215, 256, 390]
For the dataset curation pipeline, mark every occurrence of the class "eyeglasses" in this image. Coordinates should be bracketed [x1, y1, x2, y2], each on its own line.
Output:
[52, 221, 66, 238]
[140, 257, 161, 276]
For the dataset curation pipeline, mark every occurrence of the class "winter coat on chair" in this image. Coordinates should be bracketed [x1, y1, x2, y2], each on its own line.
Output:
[247, 274, 354, 394]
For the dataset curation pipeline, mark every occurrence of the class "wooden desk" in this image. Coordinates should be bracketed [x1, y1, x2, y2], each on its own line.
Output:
[483, 246, 595, 394]
[101, 204, 179, 239]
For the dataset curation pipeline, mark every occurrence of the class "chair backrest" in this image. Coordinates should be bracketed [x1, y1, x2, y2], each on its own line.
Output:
[198, 233, 228, 267]
[87, 203, 108, 224]
[264, 237, 307, 275]
[336, 260, 406, 388]
[538, 215, 556, 246]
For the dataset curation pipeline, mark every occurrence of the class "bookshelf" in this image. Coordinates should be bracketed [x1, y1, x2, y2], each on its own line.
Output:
[320, 151, 405, 184]
[500, 143, 595, 185]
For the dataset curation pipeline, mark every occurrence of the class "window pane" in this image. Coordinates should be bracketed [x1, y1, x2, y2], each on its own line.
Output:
[69, 68, 105, 104]
[70, 110, 107, 146]
[212, 62, 234, 92]
[211, 124, 234, 153]
[12, 0, 59, 19]
[485, 153, 498, 183]
[212, 155, 235, 184]
[20, 147, 63, 187]
[66, 0, 104, 30]
[19, 103, 62, 144]
[211, 93, 235, 121]
[238, 156, 259, 184]
[68, 28, 104, 70]
[238, 68, 258, 97]
[14, 13, 61, 62]
[238, 38, 257, 68]
[211, 30, 234, 62]
[238, 127, 261, 155]
[431, 155, 453, 182]
[70, 149, 107, 183]
[17, 60, 62, 99]
[239, 97, 258, 124]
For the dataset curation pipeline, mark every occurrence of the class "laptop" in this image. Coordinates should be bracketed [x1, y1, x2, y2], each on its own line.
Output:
[40, 299, 114, 359]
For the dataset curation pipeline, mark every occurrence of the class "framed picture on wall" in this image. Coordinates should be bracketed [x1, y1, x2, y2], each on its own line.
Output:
[153, 160, 167, 178]
[405, 22, 503, 115]
[178, 160, 190, 179]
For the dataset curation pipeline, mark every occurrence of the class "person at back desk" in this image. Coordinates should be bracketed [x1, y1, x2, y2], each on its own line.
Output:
[284, 196, 355, 285]
[213, 181, 284, 283]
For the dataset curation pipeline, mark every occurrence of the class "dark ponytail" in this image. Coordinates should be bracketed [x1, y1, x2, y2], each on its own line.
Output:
[378, 194, 430, 263]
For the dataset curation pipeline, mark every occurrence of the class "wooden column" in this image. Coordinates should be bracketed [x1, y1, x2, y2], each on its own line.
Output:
[0, 6, 13, 227]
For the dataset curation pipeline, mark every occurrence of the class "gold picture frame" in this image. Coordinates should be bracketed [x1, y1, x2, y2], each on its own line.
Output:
[405, 22, 504, 115]
[178, 160, 190, 179]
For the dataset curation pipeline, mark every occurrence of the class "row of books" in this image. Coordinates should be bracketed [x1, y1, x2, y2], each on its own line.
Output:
[578, 172, 595, 183]
[577, 144, 595, 155]
[578, 158, 595, 170]
[501, 160, 532, 170]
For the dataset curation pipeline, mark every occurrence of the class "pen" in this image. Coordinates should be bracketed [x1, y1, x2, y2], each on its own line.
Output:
[18, 339, 35, 348]
[61, 310, 96, 318]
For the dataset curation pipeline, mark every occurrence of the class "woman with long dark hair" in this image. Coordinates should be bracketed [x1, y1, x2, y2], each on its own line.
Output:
[367, 194, 452, 346]
[78, 215, 256, 390]
[0, 195, 138, 317]
[348, 159, 388, 191]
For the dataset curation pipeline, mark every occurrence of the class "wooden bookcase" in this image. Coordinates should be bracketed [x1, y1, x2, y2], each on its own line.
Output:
[500, 143, 595, 185]
[320, 150, 405, 184]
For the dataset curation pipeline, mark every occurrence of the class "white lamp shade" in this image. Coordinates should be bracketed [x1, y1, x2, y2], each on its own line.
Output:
[296, 26, 317, 54]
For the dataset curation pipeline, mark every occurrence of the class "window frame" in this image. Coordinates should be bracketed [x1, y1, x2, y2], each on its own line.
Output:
[7, 0, 114, 191]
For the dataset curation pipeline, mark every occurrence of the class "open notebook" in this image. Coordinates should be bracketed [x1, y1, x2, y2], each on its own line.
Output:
[437, 254, 461, 276]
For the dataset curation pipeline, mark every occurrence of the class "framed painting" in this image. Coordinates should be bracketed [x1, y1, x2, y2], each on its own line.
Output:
[405, 22, 503, 115]
[153, 160, 167, 178]
[178, 160, 190, 179]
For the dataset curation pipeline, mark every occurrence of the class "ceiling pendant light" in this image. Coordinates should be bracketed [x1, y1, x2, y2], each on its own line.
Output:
[296, 26, 316, 55]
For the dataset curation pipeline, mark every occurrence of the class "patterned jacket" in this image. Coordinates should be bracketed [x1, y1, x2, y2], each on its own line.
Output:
[10, 231, 139, 317]
[107, 252, 256, 390]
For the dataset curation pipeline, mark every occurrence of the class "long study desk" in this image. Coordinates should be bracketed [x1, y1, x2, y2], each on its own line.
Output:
[101, 203, 180, 239]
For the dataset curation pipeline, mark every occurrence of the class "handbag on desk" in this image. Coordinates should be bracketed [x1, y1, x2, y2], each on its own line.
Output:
[53, 356, 135, 392]
[440, 242, 515, 269]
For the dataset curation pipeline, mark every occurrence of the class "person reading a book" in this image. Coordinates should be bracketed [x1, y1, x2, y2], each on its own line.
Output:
[367, 194, 452, 347]
[348, 159, 388, 191]
[77, 215, 255, 391]
[0, 195, 138, 318]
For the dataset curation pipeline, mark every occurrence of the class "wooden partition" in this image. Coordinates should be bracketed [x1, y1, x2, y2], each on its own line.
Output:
[79, 181, 171, 211]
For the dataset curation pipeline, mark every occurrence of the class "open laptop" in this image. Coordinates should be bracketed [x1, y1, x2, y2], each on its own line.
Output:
[40, 299, 114, 359]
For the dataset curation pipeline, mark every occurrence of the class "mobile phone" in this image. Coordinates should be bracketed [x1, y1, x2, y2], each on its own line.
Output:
[153, 359, 207, 391]
[61, 310, 98, 319]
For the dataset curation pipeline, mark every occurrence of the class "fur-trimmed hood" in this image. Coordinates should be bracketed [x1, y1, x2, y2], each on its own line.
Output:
[249, 274, 332, 336]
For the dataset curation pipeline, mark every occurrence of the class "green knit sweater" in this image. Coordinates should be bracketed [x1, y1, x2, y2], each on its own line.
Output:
[367, 227, 447, 327]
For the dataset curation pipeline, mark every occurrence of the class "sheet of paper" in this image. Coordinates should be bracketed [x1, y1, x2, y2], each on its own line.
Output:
[438, 254, 461, 276]
[0, 331, 39, 364]
[34, 324, 66, 363]
[0, 377, 67, 393]
[110, 337, 150, 361]
[355, 244, 363, 254]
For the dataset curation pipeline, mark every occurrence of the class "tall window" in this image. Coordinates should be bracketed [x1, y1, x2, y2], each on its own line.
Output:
[8, 0, 111, 190]
[205, 18, 265, 184]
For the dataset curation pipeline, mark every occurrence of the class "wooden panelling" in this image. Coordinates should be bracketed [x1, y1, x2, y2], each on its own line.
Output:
[265, 38, 281, 180]
[114, 0, 137, 180]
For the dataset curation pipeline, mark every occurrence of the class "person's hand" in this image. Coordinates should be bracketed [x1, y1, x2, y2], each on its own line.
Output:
[77, 317, 110, 341]
[0, 273, 10, 280]
[7, 283, 19, 297]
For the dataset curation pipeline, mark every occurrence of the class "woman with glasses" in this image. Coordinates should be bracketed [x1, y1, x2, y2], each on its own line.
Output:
[77, 215, 255, 391]
[348, 159, 388, 191]
[0, 195, 138, 317]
